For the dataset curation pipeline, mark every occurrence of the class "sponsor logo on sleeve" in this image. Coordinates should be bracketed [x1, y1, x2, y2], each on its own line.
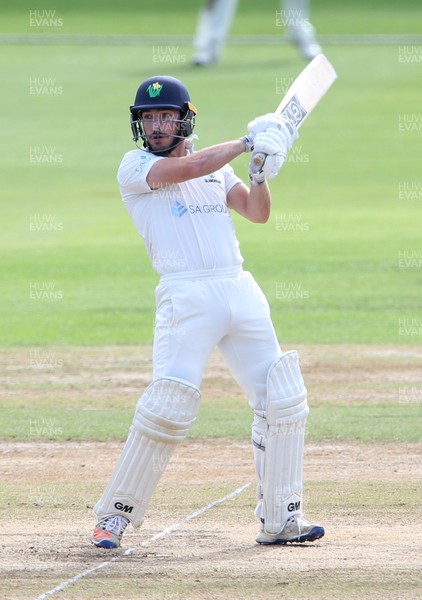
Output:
[135, 154, 153, 173]
[204, 172, 222, 184]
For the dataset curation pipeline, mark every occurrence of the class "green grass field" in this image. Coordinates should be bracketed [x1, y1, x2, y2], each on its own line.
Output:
[0, 4, 421, 600]
[1, 42, 421, 346]
[2, 0, 422, 35]
[1, 1, 421, 441]
[1, 3, 421, 346]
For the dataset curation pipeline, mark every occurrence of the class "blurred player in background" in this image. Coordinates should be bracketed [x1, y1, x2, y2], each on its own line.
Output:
[193, 0, 322, 66]
[91, 75, 324, 550]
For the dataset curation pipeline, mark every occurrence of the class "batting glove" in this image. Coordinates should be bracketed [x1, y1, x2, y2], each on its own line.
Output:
[250, 124, 298, 179]
[248, 113, 275, 136]
[249, 153, 283, 184]
[248, 163, 266, 186]
[240, 134, 254, 152]
[248, 112, 298, 140]
[248, 129, 285, 185]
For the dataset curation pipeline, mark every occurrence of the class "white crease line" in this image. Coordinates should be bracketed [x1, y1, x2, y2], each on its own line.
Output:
[35, 482, 251, 600]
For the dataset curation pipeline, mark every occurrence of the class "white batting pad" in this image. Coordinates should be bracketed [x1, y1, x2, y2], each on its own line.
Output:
[93, 377, 200, 527]
[262, 351, 309, 535]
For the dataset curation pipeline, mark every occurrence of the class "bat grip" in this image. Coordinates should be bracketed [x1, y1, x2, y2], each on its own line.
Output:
[249, 151, 267, 174]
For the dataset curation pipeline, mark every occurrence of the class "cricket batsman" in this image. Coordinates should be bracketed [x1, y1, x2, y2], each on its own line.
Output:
[91, 75, 325, 548]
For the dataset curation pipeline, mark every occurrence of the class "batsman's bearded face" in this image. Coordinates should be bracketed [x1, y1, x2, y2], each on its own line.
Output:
[140, 109, 182, 153]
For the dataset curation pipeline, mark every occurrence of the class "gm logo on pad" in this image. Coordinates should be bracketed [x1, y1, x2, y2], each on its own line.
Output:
[171, 200, 188, 218]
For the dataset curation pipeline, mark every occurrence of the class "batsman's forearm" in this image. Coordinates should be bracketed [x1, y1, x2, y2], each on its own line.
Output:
[246, 180, 271, 223]
[148, 139, 247, 188]
[189, 139, 246, 176]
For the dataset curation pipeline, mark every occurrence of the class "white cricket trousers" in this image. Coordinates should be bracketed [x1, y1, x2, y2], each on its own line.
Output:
[153, 266, 281, 412]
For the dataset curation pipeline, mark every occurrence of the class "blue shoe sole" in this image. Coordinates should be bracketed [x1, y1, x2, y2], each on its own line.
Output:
[92, 539, 119, 549]
[257, 525, 325, 545]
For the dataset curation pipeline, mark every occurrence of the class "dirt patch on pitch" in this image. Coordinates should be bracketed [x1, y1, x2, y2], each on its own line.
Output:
[1, 439, 421, 600]
[0, 344, 421, 598]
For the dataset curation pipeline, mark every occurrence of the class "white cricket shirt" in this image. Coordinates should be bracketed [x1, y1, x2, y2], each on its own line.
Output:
[118, 148, 245, 275]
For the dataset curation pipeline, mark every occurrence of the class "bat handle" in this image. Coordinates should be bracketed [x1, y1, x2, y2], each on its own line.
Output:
[250, 151, 267, 174]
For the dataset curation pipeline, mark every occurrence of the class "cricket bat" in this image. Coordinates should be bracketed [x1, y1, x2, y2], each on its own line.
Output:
[251, 54, 337, 171]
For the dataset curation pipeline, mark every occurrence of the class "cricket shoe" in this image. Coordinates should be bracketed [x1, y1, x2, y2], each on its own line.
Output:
[256, 514, 325, 545]
[192, 53, 218, 67]
[287, 22, 322, 61]
[91, 515, 129, 549]
[192, 43, 219, 66]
